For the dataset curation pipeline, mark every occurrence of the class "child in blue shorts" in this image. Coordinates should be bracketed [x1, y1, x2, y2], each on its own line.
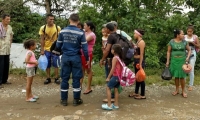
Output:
[102, 44, 123, 110]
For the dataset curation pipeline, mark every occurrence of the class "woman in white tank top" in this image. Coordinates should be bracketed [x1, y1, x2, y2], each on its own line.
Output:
[185, 25, 200, 91]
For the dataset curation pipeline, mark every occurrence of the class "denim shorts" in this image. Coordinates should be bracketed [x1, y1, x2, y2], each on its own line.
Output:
[45, 51, 60, 68]
[26, 67, 36, 77]
[107, 76, 120, 89]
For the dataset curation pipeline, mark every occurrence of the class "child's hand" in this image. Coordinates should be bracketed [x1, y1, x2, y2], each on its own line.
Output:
[35, 61, 38, 66]
[106, 78, 110, 82]
[103, 60, 106, 65]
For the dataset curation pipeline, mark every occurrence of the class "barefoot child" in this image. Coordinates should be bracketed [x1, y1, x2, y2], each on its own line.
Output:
[102, 44, 123, 110]
[24, 39, 39, 102]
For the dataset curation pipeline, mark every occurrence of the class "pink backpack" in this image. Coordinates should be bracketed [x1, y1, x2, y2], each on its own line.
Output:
[115, 56, 135, 87]
[193, 35, 200, 53]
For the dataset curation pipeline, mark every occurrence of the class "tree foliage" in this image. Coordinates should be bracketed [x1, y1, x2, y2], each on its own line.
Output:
[77, 0, 200, 69]
[25, 0, 77, 16]
[0, 0, 67, 43]
[1, 0, 200, 69]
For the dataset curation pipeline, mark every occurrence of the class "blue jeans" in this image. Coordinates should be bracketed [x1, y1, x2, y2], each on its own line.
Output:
[60, 55, 83, 100]
[189, 50, 196, 86]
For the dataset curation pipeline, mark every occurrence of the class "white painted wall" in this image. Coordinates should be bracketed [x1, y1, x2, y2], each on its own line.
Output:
[10, 43, 26, 68]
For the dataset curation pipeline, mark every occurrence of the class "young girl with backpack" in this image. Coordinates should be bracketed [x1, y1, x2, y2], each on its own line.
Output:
[185, 25, 200, 91]
[24, 39, 39, 102]
[102, 44, 123, 110]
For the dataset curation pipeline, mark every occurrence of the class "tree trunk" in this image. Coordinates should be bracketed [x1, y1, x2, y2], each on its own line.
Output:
[45, 0, 51, 14]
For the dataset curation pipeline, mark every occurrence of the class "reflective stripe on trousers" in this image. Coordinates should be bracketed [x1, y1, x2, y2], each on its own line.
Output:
[60, 55, 83, 100]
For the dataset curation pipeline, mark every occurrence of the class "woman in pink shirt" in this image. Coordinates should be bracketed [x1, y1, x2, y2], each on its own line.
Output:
[80, 21, 96, 94]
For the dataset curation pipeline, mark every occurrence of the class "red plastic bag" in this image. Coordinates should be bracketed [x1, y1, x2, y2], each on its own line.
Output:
[135, 64, 146, 82]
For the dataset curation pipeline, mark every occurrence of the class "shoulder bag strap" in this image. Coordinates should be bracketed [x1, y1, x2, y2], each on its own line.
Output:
[42, 25, 46, 40]
[56, 25, 58, 38]
[114, 56, 125, 67]
[114, 56, 125, 80]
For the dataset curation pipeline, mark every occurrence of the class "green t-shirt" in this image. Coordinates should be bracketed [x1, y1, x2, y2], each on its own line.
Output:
[169, 39, 187, 57]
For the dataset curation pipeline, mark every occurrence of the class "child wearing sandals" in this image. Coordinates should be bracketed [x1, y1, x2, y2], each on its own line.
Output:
[102, 44, 123, 110]
[24, 39, 39, 102]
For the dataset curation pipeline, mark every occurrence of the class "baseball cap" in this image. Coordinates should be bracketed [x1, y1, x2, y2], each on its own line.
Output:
[102, 21, 118, 28]
[110, 21, 118, 27]
[102, 24, 107, 28]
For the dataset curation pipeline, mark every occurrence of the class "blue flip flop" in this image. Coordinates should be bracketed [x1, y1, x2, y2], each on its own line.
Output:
[112, 104, 119, 109]
[26, 98, 36, 102]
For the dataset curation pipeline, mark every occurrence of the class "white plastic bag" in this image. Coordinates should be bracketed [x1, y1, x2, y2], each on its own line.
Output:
[38, 55, 48, 71]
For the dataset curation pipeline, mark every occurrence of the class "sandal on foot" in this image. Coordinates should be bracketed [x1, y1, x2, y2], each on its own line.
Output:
[26, 98, 36, 102]
[83, 90, 92, 94]
[128, 93, 139, 97]
[182, 93, 187, 98]
[188, 87, 193, 91]
[102, 104, 112, 110]
[172, 91, 179, 96]
[134, 96, 146, 100]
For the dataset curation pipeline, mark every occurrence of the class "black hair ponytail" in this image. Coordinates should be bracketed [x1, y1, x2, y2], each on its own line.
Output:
[173, 29, 181, 38]
[85, 21, 96, 33]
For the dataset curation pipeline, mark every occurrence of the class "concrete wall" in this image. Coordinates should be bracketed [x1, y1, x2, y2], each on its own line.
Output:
[10, 43, 27, 68]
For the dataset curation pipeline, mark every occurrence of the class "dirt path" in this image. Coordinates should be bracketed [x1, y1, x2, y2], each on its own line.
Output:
[0, 75, 200, 120]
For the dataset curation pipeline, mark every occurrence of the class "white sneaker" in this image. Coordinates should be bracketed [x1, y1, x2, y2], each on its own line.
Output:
[102, 104, 113, 110]
[112, 104, 119, 109]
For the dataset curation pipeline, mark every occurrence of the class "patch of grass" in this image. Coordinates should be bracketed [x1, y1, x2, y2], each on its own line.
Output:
[9, 64, 200, 86]
[83, 63, 106, 86]
[10, 68, 26, 75]
[9, 67, 58, 78]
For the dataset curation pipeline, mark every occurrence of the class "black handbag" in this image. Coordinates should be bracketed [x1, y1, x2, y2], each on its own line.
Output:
[161, 67, 172, 80]
[50, 40, 62, 55]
